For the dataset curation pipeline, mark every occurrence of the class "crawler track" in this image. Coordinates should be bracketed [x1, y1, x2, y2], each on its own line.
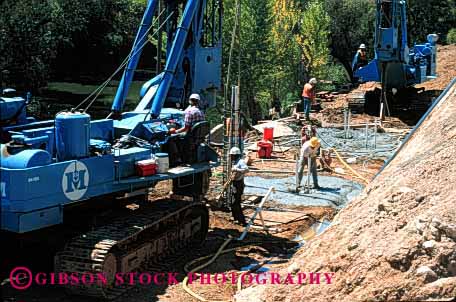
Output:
[55, 199, 209, 300]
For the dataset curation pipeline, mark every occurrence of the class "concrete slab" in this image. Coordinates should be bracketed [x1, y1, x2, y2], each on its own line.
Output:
[244, 176, 363, 208]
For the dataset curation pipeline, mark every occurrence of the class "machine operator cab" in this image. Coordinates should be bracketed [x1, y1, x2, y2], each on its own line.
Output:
[112, 93, 213, 168]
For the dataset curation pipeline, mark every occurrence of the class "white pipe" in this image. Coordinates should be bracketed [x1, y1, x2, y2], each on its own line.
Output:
[238, 187, 275, 241]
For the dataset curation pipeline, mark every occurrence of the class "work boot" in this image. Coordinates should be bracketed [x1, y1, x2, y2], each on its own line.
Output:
[313, 185, 321, 190]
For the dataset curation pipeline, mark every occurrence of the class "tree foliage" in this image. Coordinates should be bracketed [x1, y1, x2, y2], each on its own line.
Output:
[295, 0, 331, 79]
[223, 0, 275, 123]
[407, 0, 456, 43]
[324, 0, 376, 80]
[2, 0, 454, 120]
[270, 0, 331, 113]
[0, 0, 146, 91]
[447, 29, 456, 44]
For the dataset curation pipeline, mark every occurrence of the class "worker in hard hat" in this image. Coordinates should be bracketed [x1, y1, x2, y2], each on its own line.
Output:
[297, 137, 321, 191]
[167, 93, 205, 165]
[301, 78, 317, 121]
[171, 93, 205, 134]
[352, 44, 368, 72]
[229, 146, 249, 225]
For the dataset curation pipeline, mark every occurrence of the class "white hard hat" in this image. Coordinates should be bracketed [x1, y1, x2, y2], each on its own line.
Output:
[359, 44, 366, 49]
[189, 93, 201, 101]
[309, 78, 317, 85]
[229, 147, 241, 155]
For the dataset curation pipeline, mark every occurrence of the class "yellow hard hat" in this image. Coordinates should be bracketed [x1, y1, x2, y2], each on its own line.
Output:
[309, 137, 320, 148]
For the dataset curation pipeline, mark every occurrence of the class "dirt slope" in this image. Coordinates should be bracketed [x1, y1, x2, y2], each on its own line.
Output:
[236, 81, 456, 301]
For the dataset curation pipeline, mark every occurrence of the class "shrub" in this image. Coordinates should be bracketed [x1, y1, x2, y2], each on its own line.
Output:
[447, 28, 456, 44]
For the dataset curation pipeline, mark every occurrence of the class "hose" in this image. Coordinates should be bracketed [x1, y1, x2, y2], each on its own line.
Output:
[317, 132, 370, 184]
[182, 237, 276, 302]
[331, 147, 369, 184]
[182, 237, 234, 302]
[182, 238, 269, 302]
[182, 235, 289, 300]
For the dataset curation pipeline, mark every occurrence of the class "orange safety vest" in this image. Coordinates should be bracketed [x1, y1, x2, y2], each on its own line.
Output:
[302, 83, 315, 100]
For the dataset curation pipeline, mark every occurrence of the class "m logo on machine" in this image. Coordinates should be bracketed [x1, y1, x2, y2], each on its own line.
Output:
[62, 161, 89, 201]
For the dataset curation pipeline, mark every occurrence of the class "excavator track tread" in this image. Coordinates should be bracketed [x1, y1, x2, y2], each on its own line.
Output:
[55, 199, 208, 300]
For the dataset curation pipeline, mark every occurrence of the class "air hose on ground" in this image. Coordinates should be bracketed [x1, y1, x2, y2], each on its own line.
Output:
[182, 237, 271, 302]
[318, 133, 370, 184]
[330, 147, 370, 184]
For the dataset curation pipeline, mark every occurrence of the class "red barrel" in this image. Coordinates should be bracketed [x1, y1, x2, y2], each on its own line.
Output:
[257, 140, 273, 158]
[263, 127, 274, 141]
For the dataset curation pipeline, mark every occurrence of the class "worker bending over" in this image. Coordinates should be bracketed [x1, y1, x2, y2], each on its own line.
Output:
[297, 137, 321, 190]
[301, 78, 317, 120]
[352, 44, 368, 72]
[229, 147, 249, 226]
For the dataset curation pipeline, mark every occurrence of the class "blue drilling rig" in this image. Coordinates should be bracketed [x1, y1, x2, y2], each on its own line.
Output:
[1, 0, 222, 298]
[353, 0, 438, 116]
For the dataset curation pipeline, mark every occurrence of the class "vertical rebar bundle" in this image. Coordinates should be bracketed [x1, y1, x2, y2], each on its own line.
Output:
[222, 86, 240, 207]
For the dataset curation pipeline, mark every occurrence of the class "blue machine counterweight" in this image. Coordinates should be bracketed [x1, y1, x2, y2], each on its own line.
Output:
[1, 0, 222, 297]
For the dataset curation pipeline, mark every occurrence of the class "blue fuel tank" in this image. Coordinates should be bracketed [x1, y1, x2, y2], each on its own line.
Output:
[55, 111, 91, 161]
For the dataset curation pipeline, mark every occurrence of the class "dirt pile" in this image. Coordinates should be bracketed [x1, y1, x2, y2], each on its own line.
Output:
[235, 82, 456, 301]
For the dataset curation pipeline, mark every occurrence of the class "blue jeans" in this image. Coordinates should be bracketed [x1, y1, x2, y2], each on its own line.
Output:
[297, 157, 319, 188]
[302, 97, 311, 120]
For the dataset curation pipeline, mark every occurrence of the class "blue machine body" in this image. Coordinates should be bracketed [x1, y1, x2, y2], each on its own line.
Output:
[354, 0, 438, 90]
[0, 0, 221, 234]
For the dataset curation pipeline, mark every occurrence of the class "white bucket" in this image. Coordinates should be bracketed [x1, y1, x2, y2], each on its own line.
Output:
[155, 153, 169, 173]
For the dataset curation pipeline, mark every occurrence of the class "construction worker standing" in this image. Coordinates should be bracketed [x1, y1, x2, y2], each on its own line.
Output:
[229, 147, 249, 225]
[297, 137, 321, 190]
[301, 78, 317, 121]
[352, 44, 368, 71]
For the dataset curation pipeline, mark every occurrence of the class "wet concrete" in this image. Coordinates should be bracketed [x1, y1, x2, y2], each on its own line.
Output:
[244, 175, 363, 208]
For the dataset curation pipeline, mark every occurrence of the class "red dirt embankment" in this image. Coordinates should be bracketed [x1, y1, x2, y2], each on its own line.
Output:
[236, 80, 456, 300]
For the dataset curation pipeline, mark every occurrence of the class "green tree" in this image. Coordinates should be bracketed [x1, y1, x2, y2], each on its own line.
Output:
[0, 0, 146, 91]
[324, 0, 376, 80]
[407, 0, 456, 43]
[223, 0, 275, 123]
[447, 28, 456, 44]
[296, 0, 331, 79]
[269, 0, 332, 113]
[0, 1, 66, 90]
